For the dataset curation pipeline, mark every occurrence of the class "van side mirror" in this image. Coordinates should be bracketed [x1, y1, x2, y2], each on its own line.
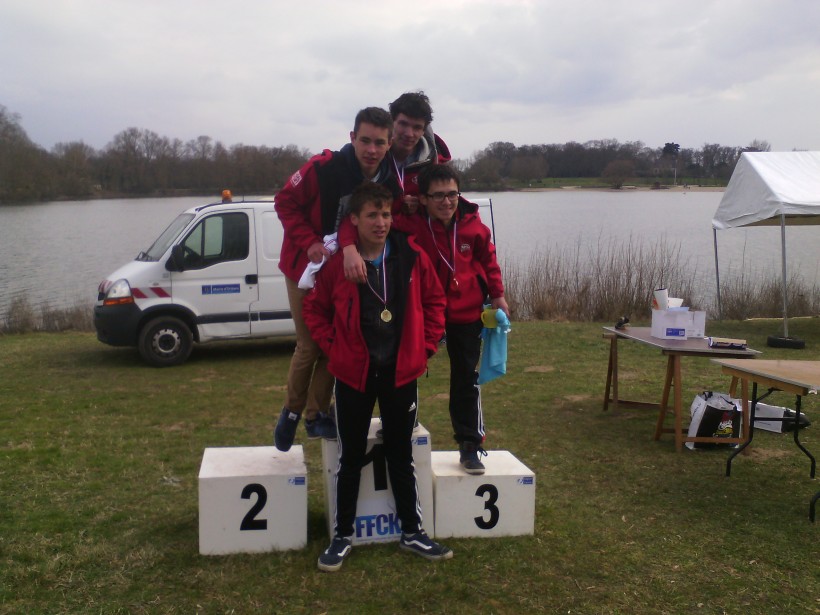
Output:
[167, 244, 185, 272]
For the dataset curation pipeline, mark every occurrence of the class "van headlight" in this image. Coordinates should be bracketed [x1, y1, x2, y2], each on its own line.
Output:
[103, 279, 135, 306]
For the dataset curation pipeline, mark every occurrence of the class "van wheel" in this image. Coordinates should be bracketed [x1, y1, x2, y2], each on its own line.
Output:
[139, 317, 193, 367]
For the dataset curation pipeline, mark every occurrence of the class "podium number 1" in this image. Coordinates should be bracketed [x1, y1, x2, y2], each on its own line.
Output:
[240, 483, 268, 531]
[474, 484, 500, 529]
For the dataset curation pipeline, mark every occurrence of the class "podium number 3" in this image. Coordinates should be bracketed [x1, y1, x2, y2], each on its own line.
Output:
[240, 483, 268, 531]
[474, 484, 500, 529]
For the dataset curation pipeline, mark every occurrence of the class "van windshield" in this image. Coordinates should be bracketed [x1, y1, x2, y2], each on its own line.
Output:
[137, 213, 195, 261]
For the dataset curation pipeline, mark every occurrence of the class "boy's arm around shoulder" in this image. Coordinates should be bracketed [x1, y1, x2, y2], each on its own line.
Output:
[391, 208, 425, 235]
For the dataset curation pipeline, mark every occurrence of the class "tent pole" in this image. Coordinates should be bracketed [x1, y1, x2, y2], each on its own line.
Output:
[713, 227, 722, 320]
[780, 213, 789, 338]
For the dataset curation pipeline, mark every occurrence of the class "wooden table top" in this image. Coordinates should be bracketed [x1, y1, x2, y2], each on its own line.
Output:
[603, 326, 760, 357]
[711, 359, 820, 394]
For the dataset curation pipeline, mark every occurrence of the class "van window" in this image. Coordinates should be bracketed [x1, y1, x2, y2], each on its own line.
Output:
[141, 213, 195, 261]
[180, 212, 249, 269]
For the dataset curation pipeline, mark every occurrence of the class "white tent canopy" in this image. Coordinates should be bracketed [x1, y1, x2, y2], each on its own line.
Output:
[712, 151, 820, 338]
[714, 151, 820, 229]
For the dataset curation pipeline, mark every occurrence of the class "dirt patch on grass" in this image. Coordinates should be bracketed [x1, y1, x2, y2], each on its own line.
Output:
[564, 394, 591, 402]
[191, 371, 221, 383]
[746, 447, 791, 461]
[525, 365, 554, 373]
[162, 422, 192, 432]
[260, 385, 288, 392]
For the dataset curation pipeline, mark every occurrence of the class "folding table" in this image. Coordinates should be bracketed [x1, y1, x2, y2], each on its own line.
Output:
[603, 326, 760, 452]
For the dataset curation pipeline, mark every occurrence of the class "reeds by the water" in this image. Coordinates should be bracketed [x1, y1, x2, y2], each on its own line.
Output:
[714, 268, 820, 320]
[1, 296, 93, 334]
[503, 235, 699, 321]
[503, 236, 820, 322]
[2, 237, 819, 333]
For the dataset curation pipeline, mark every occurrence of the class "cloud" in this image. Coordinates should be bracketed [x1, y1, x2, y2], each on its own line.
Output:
[1, 0, 818, 157]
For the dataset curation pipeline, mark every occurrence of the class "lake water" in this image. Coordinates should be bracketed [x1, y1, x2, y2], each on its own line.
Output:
[2, 190, 819, 319]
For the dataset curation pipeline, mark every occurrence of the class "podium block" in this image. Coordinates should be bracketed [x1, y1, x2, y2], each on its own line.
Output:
[322, 419, 434, 544]
[431, 450, 535, 538]
[198, 446, 307, 555]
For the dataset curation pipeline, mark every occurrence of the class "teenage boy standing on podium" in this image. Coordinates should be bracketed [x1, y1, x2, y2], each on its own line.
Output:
[303, 182, 451, 572]
[273, 107, 401, 451]
[395, 164, 509, 474]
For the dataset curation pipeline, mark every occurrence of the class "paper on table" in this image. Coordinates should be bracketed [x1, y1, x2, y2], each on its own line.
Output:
[708, 337, 747, 349]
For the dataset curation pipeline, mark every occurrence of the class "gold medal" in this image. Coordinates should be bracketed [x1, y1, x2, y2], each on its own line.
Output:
[363, 244, 392, 324]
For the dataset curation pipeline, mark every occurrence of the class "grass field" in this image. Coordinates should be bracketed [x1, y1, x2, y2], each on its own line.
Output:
[1, 319, 818, 614]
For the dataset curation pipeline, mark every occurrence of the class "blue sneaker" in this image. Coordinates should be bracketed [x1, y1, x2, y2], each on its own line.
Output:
[274, 408, 300, 451]
[318, 535, 352, 572]
[305, 411, 337, 440]
[459, 441, 487, 475]
[399, 530, 453, 561]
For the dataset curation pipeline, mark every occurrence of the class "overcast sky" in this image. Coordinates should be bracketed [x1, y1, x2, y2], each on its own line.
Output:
[2, 0, 818, 160]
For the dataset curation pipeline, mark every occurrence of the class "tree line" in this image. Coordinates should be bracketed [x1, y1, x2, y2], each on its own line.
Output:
[1, 103, 771, 203]
[0, 105, 311, 203]
[454, 138, 772, 190]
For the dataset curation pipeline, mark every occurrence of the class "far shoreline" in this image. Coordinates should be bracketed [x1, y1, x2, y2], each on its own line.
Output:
[516, 184, 725, 193]
[1, 184, 726, 205]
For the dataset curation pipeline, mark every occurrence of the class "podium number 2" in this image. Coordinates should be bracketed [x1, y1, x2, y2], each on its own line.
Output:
[474, 484, 500, 529]
[240, 483, 268, 531]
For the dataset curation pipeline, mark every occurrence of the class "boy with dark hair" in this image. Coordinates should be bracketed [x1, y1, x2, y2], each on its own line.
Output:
[303, 182, 451, 572]
[396, 164, 509, 474]
[273, 107, 402, 452]
[388, 91, 450, 200]
[342, 91, 451, 283]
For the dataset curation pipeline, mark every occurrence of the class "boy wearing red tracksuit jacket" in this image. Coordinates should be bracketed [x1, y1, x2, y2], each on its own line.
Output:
[273, 107, 402, 452]
[387, 91, 452, 205]
[393, 164, 509, 475]
[340, 91, 450, 280]
[303, 182, 451, 572]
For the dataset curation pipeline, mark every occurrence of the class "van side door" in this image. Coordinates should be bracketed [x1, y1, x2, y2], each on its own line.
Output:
[250, 208, 294, 335]
[170, 209, 258, 340]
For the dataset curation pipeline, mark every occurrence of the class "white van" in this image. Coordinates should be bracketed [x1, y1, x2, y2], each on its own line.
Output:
[94, 200, 295, 366]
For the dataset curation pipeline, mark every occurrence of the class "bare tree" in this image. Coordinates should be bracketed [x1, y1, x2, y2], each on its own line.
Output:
[52, 141, 96, 197]
[601, 159, 635, 189]
[508, 154, 548, 183]
[744, 139, 771, 152]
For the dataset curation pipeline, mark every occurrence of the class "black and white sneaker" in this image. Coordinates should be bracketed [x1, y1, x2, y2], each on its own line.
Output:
[399, 530, 453, 561]
[459, 441, 487, 475]
[318, 535, 352, 572]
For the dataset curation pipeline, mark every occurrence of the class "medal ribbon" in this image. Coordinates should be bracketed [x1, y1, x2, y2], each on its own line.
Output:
[391, 157, 405, 192]
[364, 244, 388, 309]
[427, 216, 457, 277]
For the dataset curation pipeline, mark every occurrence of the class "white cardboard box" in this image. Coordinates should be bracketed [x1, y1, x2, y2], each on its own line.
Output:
[651, 309, 689, 339]
[651, 309, 706, 339]
[431, 450, 535, 538]
[686, 310, 707, 338]
[198, 446, 307, 555]
[321, 419, 434, 544]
